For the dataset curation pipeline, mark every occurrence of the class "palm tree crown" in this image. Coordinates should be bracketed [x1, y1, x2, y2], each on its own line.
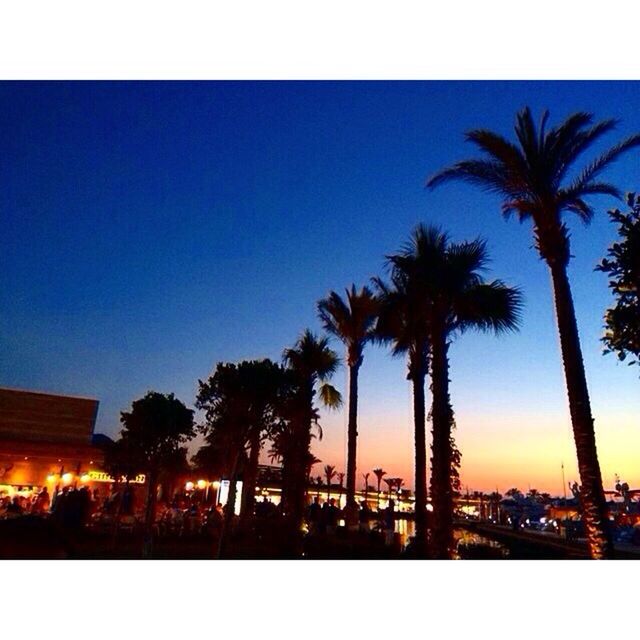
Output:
[317, 285, 378, 367]
[283, 329, 342, 409]
[375, 224, 522, 368]
[427, 107, 640, 265]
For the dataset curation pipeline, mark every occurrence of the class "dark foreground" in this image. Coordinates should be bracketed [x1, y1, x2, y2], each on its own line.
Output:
[2, 515, 638, 559]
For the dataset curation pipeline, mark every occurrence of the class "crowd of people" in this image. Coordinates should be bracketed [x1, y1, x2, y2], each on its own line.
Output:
[306, 496, 398, 543]
[1, 481, 404, 549]
[0, 487, 51, 518]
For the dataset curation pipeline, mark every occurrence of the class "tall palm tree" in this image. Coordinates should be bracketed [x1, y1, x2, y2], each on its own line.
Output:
[373, 468, 386, 510]
[374, 248, 433, 554]
[376, 225, 521, 557]
[281, 330, 342, 535]
[428, 107, 640, 558]
[318, 286, 378, 522]
[391, 225, 521, 557]
[324, 464, 336, 501]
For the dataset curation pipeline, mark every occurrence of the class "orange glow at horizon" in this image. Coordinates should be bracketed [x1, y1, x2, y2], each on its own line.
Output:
[308, 408, 640, 496]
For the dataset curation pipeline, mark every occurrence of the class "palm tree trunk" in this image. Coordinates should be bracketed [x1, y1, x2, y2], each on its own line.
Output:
[142, 463, 159, 559]
[240, 433, 261, 525]
[549, 262, 613, 559]
[430, 329, 454, 559]
[345, 361, 360, 523]
[412, 367, 428, 557]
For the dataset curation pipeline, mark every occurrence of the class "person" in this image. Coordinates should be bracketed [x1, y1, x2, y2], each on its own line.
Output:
[359, 500, 371, 532]
[307, 496, 321, 533]
[343, 500, 359, 533]
[383, 499, 395, 546]
[323, 498, 339, 535]
[35, 487, 50, 514]
[6, 496, 24, 517]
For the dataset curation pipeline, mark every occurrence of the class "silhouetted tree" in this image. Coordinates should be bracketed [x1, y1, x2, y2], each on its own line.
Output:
[318, 285, 378, 523]
[196, 360, 284, 555]
[278, 331, 342, 541]
[376, 224, 521, 557]
[597, 192, 640, 370]
[373, 468, 386, 510]
[119, 391, 195, 558]
[362, 472, 370, 505]
[324, 465, 336, 501]
[428, 107, 640, 558]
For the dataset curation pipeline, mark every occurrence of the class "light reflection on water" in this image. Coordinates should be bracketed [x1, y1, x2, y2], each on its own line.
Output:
[393, 518, 509, 558]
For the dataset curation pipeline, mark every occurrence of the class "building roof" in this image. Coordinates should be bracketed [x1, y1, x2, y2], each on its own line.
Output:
[0, 387, 99, 445]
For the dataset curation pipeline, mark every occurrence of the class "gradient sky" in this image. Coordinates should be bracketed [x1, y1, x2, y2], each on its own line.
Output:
[2, 81, 639, 495]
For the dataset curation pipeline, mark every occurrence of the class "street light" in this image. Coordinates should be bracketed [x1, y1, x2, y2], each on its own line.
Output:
[212, 480, 221, 504]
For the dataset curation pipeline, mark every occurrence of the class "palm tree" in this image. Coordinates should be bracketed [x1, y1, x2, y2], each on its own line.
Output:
[373, 468, 386, 511]
[336, 471, 345, 506]
[428, 107, 640, 558]
[280, 330, 342, 537]
[384, 478, 396, 509]
[318, 286, 378, 522]
[307, 454, 322, 483]
[324, 464, 336, 502]
[374, 246, 433, 554]
[381, 224, 521, 558]
[362, 472, 370, 505]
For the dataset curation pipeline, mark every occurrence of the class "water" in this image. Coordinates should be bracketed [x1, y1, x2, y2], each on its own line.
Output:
[394, 518, 509, 558]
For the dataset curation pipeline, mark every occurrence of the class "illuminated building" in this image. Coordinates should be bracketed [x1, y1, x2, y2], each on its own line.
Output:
[0, 387, 113, 498]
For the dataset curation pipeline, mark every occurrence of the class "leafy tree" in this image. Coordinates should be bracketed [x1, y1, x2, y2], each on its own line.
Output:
[428, 107, 640, 558]
[196, 359, 284, 553]
[318, 285, 378, 522]
[119, 391, 195, 557]
[597, 193, 640, 369]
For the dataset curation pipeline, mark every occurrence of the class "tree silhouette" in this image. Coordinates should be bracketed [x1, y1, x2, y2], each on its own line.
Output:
[362, 472, 370, 505]
[376, 224, 521, 557]
[196, 359, 283, 555]
[324, 465, 336, 501]
[373, 468, 386, 510]
[597, 192, 640, 370]
[279, 331, 342, 540]
[318, 285, 378, 523]
[428, 107, 640, 558]
[119, 391, 195, 558]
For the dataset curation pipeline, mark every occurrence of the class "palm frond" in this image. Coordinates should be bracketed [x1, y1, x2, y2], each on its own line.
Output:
[456, 281, 523, 335]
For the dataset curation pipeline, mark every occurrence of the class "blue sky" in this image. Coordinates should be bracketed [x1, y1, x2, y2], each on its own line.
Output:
[2, 81, 639, 492]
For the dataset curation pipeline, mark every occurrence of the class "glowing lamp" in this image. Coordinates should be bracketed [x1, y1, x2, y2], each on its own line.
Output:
[80, 474, 90, 483]
[46, 474, 56, 483]
[212, 481, 221, 489]
[185, 481, 195, 491]
[426, 503, 434, 512]
[62, 472, 73, 484]
[197, 479, 207, 490]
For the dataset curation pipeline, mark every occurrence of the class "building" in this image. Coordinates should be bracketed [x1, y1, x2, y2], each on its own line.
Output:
[0, 387, 126, 499]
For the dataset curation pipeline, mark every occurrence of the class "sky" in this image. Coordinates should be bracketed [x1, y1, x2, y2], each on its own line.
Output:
[1, 81, 639, 495]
